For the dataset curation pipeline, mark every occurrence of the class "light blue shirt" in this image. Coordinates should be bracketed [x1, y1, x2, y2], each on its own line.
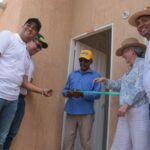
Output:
[63, 69, 101, 114]
[105, 57, 148, 107]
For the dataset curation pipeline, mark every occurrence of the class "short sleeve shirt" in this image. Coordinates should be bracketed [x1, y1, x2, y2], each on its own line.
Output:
[0, 30, 30, 101]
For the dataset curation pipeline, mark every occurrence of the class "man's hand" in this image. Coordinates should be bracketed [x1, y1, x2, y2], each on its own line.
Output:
[72, 91, 83, 98]
[66, 90, 83, 98]
[117, 104, 129, 117]
[42, 89, 53, 97]
[66, 91, 74, 97]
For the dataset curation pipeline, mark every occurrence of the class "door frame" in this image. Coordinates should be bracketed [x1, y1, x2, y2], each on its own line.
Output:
[61, 23, 114, 150]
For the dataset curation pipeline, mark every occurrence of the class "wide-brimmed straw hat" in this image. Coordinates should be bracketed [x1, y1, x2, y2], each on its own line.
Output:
[116, 38, 146, 56]
[128, 7, 150, 27]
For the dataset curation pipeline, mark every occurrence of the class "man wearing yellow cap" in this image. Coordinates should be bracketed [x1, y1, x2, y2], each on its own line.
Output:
[62, 50, 101, 150]
[128, 7, 150, 102]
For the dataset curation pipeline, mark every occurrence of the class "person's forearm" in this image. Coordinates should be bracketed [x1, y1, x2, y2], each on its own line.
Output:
[105, 79, 121, 91]
[22, 82, 43, 94]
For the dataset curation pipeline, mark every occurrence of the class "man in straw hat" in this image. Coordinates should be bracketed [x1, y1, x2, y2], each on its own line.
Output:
[62, 50, 101, 150]
[128, 7, 150, 102]
[94, 38, 150, 150]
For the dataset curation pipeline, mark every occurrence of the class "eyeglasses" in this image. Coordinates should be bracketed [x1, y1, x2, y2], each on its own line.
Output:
[33, 39, 42, 50]
[79, 58, 90, 63]
[26, 23, 39, 32]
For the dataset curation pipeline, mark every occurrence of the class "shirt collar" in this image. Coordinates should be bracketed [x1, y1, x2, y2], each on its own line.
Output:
[15, 33, 26, 45]
[77, 68, 93, 73]
[134, 57, 142, 62]
[132, 57, 142, 67]
[15, 33, 31, 58]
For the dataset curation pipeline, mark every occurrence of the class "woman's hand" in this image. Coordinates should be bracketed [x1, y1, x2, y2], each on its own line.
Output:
[93, 77, 107, 83]
[117, 104, 130, 117]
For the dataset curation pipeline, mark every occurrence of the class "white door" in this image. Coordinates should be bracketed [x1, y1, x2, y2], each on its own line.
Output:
[73, 41, 107, 150]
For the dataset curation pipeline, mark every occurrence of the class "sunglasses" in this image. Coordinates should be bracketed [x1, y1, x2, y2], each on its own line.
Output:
[79, 58, 90, 63]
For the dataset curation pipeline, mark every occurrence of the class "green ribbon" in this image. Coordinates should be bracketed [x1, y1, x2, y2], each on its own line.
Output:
[80, 91, 120, 96]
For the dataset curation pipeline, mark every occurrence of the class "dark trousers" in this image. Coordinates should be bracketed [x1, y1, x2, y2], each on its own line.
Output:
[3, 94, 25, 150]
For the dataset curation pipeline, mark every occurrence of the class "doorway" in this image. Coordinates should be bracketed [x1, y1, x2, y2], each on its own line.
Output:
[62, 24, 113, 150]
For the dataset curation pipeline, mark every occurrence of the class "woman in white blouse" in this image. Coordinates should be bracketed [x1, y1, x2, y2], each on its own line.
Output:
[94, 38, 150, 150]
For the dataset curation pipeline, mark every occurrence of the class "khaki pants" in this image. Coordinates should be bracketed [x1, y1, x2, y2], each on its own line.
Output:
[63, 114, 94, 150]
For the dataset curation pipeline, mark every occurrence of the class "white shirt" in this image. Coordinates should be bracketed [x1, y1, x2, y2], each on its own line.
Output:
[143, 41, 150, 98]
[20, 58, 34, 95]
[0, 30, 30, 101]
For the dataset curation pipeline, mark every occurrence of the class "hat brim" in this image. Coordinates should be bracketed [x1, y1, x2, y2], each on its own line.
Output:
[116, 43, 146, 56]
[37, 36, 48, 48]
[128, 10, 150, 27]
[79, 57, 92, 60]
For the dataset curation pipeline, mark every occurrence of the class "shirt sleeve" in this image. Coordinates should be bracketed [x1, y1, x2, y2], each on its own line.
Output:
[105, 79, 121, 91]
[83, 82, 101, 101]
[62, 74, 71, 97]
[24, 53, 31, 76]
[28, 60, 35, 81]
[83, 73, 101, 101]
[0, 30, 12, 55]
[122, 62, 145, 106]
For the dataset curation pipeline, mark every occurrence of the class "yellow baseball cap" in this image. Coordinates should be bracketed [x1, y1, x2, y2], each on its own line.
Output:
[79, 50, 93, 60]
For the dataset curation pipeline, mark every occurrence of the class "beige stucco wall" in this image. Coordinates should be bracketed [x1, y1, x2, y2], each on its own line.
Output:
[0, 0, 23, 31]
[0, 0, 149, 150]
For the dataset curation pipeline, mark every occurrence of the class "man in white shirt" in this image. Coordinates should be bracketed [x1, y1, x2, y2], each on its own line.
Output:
[128, 7, 150, 101]
[3, 33, 48, 150]
[0, 18, 52, 149]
